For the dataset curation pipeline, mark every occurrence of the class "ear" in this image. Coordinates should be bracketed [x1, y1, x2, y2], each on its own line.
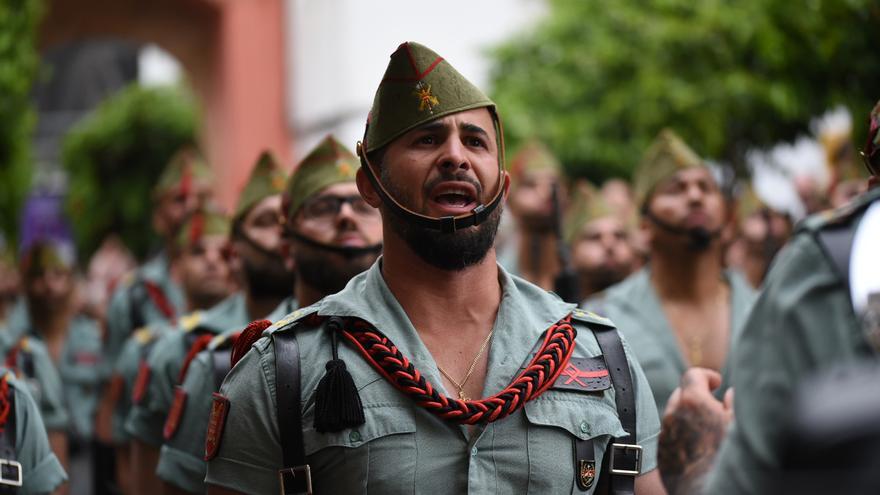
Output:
[357, 168, 382, 208]
[500, 171, 512, 200]
[225, 241, 243, 274]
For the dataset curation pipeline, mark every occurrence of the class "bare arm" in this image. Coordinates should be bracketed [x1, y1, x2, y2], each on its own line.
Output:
[636, 468, 668, 495]
[657, 368, 733, 495]
[131, 439, 162, 495]
[48, 431, 69, 495]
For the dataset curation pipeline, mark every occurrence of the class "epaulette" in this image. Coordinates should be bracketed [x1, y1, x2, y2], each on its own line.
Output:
[798, 190, 879, 233]
[180, 311, 203, 332]
[120, 270, 138, 289]
[267, 306, 320, 335]
[570, 308, 616, 328]
[18, 337, 30, 353]
[133, 326, 157, 344]
[208, 332, 233, 351]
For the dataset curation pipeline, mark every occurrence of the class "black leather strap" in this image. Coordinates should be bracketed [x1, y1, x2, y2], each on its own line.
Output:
[574, 437, 596, 491]
[817, 223, 856, 289]
[593, 327, 637, 495]
[274, 331, 309, 494]
[211, 347, 233, 391]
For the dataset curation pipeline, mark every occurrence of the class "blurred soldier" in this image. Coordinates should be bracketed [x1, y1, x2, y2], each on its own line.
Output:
[0, 236, 19, 327]
[499, 140, 566, 290]
[205, 41, 663, 494]
[725, 185, 793, 289]
[0, 368, 69, 493]
[127, 152, 295, 494]
[565, 180, 638, 303]
[658, 100, 880, 495]
[157, 136, 382, 494]
[104, 148, 213, 363]
[98, 205, 238, 493]
[593, 130, 756, 412]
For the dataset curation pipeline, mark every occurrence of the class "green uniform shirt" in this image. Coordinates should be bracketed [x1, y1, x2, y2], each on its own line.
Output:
[594, 268, 757, 412]
[705, 187, 880, 494]
[205, 262, 660, 494]
[109, 321, 176, 443]
[1, 369, 68, 494]
[125, 292, 251, 447]
[105, 252, 186, 363]
[157, 297, 297, 492]
[0, 334, 69, 432]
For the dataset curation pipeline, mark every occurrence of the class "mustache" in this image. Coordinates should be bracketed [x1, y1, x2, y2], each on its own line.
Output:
[422, 171, 484, 201]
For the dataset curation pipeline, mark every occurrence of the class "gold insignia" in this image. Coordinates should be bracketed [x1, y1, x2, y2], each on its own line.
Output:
[337, 162, 353, 177]
[414, 82, 439, 113]
[273, 309, 303, 329]
[271, 173, 286, 192]
[578, 459, 596, 489]
[181, 311, 203, 332]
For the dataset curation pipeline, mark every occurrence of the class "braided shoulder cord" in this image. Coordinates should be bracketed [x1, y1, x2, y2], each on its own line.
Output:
[335, 315, 577, 425]
[0, 376, 10, 433]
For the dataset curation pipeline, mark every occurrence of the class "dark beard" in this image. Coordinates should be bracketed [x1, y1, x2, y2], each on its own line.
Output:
[580, 264, 629, 294]
[293, 244, 376, 296]
[381, 168, 502, 271]
[686, 227, 714, 252]
[242, 254, 295, 300]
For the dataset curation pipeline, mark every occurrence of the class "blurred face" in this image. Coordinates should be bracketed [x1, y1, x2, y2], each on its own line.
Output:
[289, 182, 382, 295]
[571, 216, 635, 291]
[645, 167, 726, 251]
[0, 258, 20, 307]
[508, 169, 560, 230]
[373, 107, 508, 271]
[24, 266, 74, 311]
[153, 182, 213, 239]
[178, 234, 231, 309]
[231, 194, 293, 299]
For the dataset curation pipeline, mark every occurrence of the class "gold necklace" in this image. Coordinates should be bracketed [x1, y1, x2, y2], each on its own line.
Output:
[437, 328, 495, 401]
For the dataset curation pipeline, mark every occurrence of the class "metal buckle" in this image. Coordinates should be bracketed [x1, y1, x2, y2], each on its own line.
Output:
[0, 459, 22, 487]
[609, 443, 642, 476]
[278, 464, 312, 495]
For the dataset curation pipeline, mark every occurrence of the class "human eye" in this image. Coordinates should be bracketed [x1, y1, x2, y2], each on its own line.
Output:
[466, 136, 487, 149]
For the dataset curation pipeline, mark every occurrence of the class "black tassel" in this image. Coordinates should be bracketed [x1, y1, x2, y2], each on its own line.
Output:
[314, 317, 365, 433]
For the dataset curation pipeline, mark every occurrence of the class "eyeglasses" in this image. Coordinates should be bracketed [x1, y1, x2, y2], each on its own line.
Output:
[300, 195, 379, 223]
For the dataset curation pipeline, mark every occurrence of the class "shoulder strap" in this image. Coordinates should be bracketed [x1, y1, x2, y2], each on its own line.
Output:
[816, 222, 857, 289]
[592, 325, 638, 495]
[274, 330, 310, 494]
[128, 275, 149, 331]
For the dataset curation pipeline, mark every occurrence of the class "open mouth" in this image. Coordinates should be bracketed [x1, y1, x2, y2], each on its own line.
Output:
[430, 182, 478, 213]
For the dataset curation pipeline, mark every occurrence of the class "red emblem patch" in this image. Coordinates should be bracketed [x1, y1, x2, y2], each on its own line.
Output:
[132, 361, 151, 404]
[205, 392, 230, 460]
[552, 357, 611, 393]
[163, 386, 188, 440]
[75, 352, 100, 366]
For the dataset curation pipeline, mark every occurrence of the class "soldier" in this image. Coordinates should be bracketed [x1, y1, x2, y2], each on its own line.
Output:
[205, 41, 663, 494]
[126, 152, 295, 493]
[0, 367, 68, 493]
[658, 101, 880, 495]
[104, 147, 213, 363]
[99, 205, 237, 492]
[565, 180, 638, 303]
[589, 130, 757, 413]
[0, 236, 19, 327]
[498, 140, 566, 290]
[157, 135, 383, 494]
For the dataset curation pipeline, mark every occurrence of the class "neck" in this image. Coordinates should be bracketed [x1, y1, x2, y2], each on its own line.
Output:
[245, 291, 287, 320]
[381, 235, 502, 338]
[650, 244, 725, 301]
[28, 300, 73, 340]
[294, 280, 324, 308]
[516, 229, 560, 290]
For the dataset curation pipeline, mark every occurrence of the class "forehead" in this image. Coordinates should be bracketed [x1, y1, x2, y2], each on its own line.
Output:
[400, 107, 496, 141]
[583, 216, 625, 234]
[310, 181, 359, 199]
[245, 194, 282, 218]
[657, 166, 717, 189]
[187, 234, 227, 251]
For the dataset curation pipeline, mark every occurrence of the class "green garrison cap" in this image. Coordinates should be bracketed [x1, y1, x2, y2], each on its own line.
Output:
[175, 206, 230, 250]
[286, 135, 359, 217]
[509, 140, 562, 183]
[633, 129, 704, 206]
[563, 180, 616, 244]
[153, 146, 213, 199]
[364, 41, 496, 153]
[235, 151, 288, 221]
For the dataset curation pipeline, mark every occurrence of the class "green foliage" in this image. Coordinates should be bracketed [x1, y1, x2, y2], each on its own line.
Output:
[62, 84, 198, 259]
[490, 0, 880, 182]
[0, 0, 43, 249]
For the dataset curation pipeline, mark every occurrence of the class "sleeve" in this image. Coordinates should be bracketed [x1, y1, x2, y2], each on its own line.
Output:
[125, 333, 181, 447]
[706, 236, 837, 494]
[624, 336, 661, 474]
[156, 351, 214, 493]
[10, 377, 68, 494]
[205, 339, 284, 495]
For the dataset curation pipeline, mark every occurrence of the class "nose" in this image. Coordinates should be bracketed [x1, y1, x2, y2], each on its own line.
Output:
[685, 182, 705, 204]
[437, 138, 470, 173]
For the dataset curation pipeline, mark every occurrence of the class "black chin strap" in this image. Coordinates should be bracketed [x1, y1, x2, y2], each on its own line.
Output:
[234, 229, 284, 259]
[287, 229, 382, 258]
[642, 207, 722, 248]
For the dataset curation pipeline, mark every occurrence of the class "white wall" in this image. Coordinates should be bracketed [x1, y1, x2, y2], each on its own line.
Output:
[285, 0, 545, 161]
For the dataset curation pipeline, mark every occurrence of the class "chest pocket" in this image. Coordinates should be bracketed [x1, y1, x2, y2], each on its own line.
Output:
[523, 390, 626, 494]
[302, 380, 418, 495]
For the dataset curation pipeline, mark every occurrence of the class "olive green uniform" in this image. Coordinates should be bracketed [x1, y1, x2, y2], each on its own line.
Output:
[0, 334, 69, 433]
[0, 369, 68, 494]
[205, 263, 660, 494]
[156, 297, 296, 492]
[593, 268, 757, 412]
[705, 187, 880, 494]
[125, 292, 251, 447]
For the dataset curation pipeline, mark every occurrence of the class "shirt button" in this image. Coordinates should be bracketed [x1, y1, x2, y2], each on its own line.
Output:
[349, 430, 362, 443]
[579, 421, 590, 434]
[471, 446, 478, 457]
